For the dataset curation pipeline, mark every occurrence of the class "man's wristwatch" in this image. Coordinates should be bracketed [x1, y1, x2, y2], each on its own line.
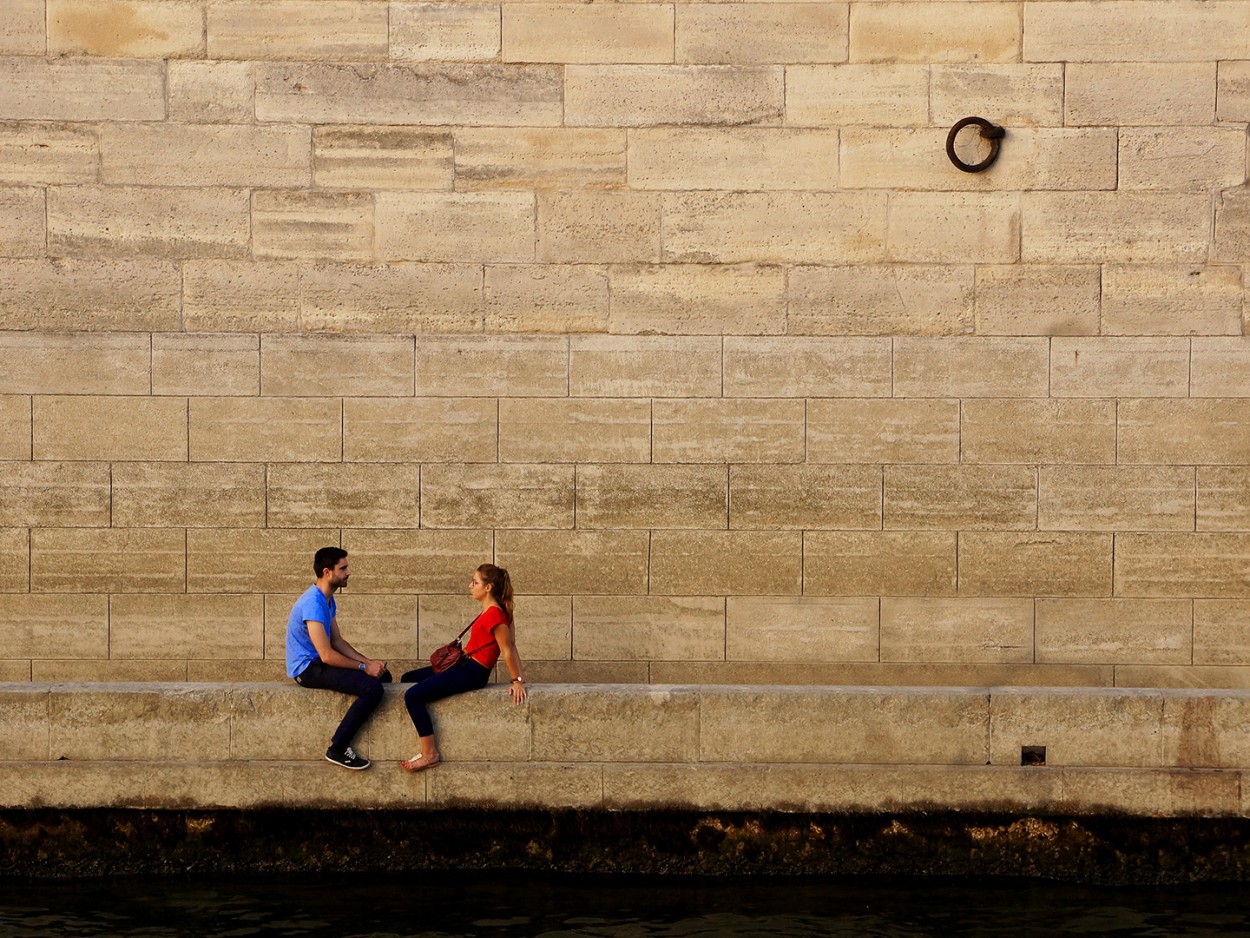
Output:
[357, 662, 366, 671]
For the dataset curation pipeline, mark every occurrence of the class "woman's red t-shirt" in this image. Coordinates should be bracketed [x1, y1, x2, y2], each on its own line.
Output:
[466, 605, 508, 670]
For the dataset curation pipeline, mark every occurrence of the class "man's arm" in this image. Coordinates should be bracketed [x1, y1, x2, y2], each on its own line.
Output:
[328, 617, 387, 677]
[306, 618, 385, 676]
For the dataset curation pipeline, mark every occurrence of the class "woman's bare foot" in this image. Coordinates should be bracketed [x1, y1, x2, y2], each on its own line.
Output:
[400, 753, 441, 772]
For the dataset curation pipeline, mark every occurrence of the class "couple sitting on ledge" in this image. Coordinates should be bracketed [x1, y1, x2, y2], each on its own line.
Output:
[285, 546, 528, 772]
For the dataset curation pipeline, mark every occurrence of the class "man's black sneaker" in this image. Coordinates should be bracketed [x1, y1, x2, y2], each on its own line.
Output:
[325, 745, 370, 770]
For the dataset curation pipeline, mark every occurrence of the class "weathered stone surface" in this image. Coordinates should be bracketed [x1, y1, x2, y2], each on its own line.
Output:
[1118, 128, 1246, 191]
[1115, 534, 1250, 599]
[187, 528, 338, 594]
[430, 763, 604, 810]
[880, 598, 1034, 664]
[0, 0, 44, 55]
[1162, 692, 1250, 769]
[268, 463, 422, 529]
[49, 684, 231, 760]
[1119, 400, 1250, 465]
[790, 265, 974, 335]
[499, 398, 651, 463]
[1050, 337, 1190, 398]
[1102, 265, 1243, 336]
[300, 263, 483, 333]
[1195, 600, 1250, 665]
[0, 529, 28, 591]
[421, 464, 574, 529]
[989, 688, 1163, 767]
[182, 261, 300, 333]
[572, 596, 724, 661]
[0, 56, 165, 122]
[151, 333, 260, 396]
[804, 531, 957, 596]
[0, 461, 109, 527]
[1115, 666, 1250, 692]
[931, 64, 1065, 126]
[538, 190, 660, 264]
[1198, 467, 1250, 532]
[0, 332, 149, 395]
[570, 335, 720, 397]
[1025, 1, 1250, 63]
[1036, 599, 1193, 665]
[0, 122, 97, 185]
[420, 593, 570, 661]
[961, 399, 1116, 464]
[654, 399, 805, 463]
[189, 397, 340, 462]
[101, 124, 310, 188]
[1214, 187, 1250, 265]
[414, 335, 567, 397]
[884, 465, 1036, 531]
[261, 335, 413, 397]
[959, 533, 1113, 597]
[1039, 466, 1195, 532]
[391, 2, 500, 63]
[34, 396, 187, 462]
[577, 464, 726, 530]
[786, 64, 928, 126]
[495, 530, 649, 595]
[723, 336, 891, 397]
[725, 596, 878, 663]
[378, 191, 534, 263]
[608, 263, 786, 335]
[894, 338, 1049, 398]
[1064, 62, 1214, 125]
[1022, 192, 1211, 263]
[504, 4, 672, 64]
[167, 61, 254, 123]
[0, 185, 43, 257]
[650, 531, 801, 595]
[111, 595, 264, 660]
[888, 193, 1020, 264]
[531, 685, 699, 762]
[566, 65, 783, 126]
[1219, 60, 1250, 122]
[676, 3, 846, 65]
[0, 396, 30, 460]
[807, 399, 960, 464]
[455, 127, 626, 191]
[253, 190, 373, 263]
[345, 397, 497, 462]
[276, 593, 417, 664]
[6, 594, 108, 660]
[313, 125, 451, 190]
[49, 0, 204, 57]
[0, 258, 181, 331]
[851, 2, 1019, 64]
[336, 529, 492, 594]
[974, 265, 1100, 336]
[630, 128, 838, 190]
[207, 0, 389, 60]
[0, 685, 48, 761]
[731, 464, 880, 530]
[485, 264, 610, 333]
[1192, 338, 1250, 398]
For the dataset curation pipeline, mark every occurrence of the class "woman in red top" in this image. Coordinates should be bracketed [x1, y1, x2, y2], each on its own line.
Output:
[399, 563, 527, 772]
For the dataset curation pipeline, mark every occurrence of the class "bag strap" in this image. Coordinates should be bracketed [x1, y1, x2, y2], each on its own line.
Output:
[459, 613, 501, 661]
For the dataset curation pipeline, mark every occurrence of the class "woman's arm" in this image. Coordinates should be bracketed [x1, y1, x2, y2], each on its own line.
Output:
[493, 621, 527, 704]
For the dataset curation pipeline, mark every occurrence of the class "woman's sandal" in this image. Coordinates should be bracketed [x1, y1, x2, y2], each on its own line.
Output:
[400, 753, 441, 772]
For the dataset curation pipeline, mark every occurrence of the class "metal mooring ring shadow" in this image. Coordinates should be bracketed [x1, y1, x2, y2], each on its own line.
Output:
[946, 117, 1005, 173]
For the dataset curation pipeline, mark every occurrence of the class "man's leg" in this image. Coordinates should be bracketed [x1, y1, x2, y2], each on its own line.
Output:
[295, 662, 387, 757]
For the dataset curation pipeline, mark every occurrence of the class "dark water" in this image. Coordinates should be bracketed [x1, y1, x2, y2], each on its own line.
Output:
[2, 873, 1250, 937]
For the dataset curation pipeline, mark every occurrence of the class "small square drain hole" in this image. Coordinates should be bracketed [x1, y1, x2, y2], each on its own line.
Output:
[1021, 745, 1046, 766]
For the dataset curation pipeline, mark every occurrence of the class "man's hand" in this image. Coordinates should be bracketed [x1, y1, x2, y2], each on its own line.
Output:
[363, 659, 387, 678]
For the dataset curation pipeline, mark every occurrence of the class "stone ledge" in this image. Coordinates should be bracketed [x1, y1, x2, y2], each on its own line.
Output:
[4, 682, 1249, 816]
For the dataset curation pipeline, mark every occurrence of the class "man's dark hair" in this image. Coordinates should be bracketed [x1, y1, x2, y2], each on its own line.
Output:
[313, 547, 348, 579]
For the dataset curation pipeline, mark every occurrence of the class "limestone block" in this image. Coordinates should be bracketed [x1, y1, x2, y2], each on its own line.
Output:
[49, 0, 203, 56]
[536, 190, 660, 264]
[261, 335, 413, 397]
[0, 258, 180, 331]
[723, 337, 890, 398]
[989, 688, 1163, 767]
[102, 124, 310, 188]
[1025, 1, 1250, 63]
[0, 122, 96, 185]
[1219, 61, 1250, 122]
[0, 185, 43, 257]
[651, 531, 801, 595]
[226, 684, 398, 761]
[167, 61, 254, 123]
[1195, 600, 1250, 665]
[807, 398, 960, 464]
[884, 465, 1036, 531]
[273, 592, 418, 662]
[300, 262, 483, 334]
[1199, 467, 1250, 532]
[570, 335, 719, 397]
[421, 463, 573, 529]
[187, 528, 337, 593]
[572, 596, 725, 660]
[0, 528, 28, 592]
[498, 398, 651, 463]
[888, 193, 1019, 264]
[0, 332, 149, 395]
[653, 399, 805, 463]
[565, 64, 783, 126]
[189, 397, 340, 462]
[267, 463, 422, 529]
[7, 594, 108, 659]
[930, 64, 1064, 127]
[974, 265, 1100, 336]
[630, 128, 837, 192]
[1039, 466, 1195, 533]
[111, 594, 264, 660]
[1119, 128, 1246, 192]
[1163, 692, 1250, 769]
[881, 597, 1033, 664]
[960, 532, 1113, 597]
[1058, 766, 1242, 818]
[0, 685, 48, 760]
[345, 398, 497, 462]
[190, 660, 286, 682]
[731, 464, 879, 530]
[788, 264, 974, 336]
[609, 263, 786, 335]
[31, 659, 190, 682]
[1102, 265, 1243, 336]
[419, 593, 570, 660]
[1024, 192, 1211, 264]
[526, 661, 647, 683]
[495, 530, 649, 594]
[31, 528, 186, 593]
[961, 399, 1116, 464]
[530, 685, 700, 762]
[113, 462, 263, 528]
[1035, 598, 1192, 666]
[1119, 400, 1250, 465]
[1214, 186, 1250, 264]
[34, 396, 187, 462]
[0, 461, 109, 527]
[313, 126, 452, 190]
[1116, 666, 1250, 691]
[1193, 338, 1250, 398]
[843, 127, 1115, 192]
[1051, 337, 1189, 398]
[726, 596, 877, 662]
[0, 57, 165, 122]
[662, 191, 887, 265]
[430, 763, 604, 810]
[485, 264, 610, 333]
[0, 397, 30, 460]
[701, 686, 989, 763]
[377, 191, 533, 263]
[255, 62, 563, 126]
[893, 337, 1048, 398]
[181, 261, 299, 332]
[206, 0, 389, 59]
[785, 64, 927, 126]
[1115, 533, 1250, 598]
[152, 333, 260, 396]
[680, 4, 847, 64]
[504, 4, 672, 64]
[576, 464, 726, 529]
[1065, 63, 1214, 126]
[414, 335, 567, 397]
[252, 190, 373, 263]
[454, 127, 626, 191]
[852, 2, 1018, 63]
[48, 185, 249, 259]
[390, 2, 500, 62]
[346, 529, 495, 593]
[804, 531, 957, 596]
[0, 0, 44, 54]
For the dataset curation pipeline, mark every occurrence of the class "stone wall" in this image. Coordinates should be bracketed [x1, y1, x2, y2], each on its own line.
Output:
[1, 1, 1248, 686]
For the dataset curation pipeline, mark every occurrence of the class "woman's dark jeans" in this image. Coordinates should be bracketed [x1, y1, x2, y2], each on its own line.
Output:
[400, 660, 491, 738]
[294, 661, 392, 750]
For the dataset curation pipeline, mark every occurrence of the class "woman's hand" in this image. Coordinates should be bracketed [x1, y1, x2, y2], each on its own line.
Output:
[508, 680, 527, 705]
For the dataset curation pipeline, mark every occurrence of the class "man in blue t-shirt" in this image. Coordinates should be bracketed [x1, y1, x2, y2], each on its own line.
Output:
[286, 546, 391, 769]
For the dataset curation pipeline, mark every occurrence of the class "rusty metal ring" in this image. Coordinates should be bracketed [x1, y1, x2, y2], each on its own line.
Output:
[945, 116, 1005, 173]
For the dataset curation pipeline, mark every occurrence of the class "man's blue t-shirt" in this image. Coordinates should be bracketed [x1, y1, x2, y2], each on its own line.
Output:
[286, 584, 335, 679]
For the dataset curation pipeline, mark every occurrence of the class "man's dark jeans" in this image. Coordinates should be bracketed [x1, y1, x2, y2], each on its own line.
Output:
[294, 661, 393, 750]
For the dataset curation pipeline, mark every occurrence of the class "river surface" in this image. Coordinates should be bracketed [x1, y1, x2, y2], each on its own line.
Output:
[2, 872, 1250, 937]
